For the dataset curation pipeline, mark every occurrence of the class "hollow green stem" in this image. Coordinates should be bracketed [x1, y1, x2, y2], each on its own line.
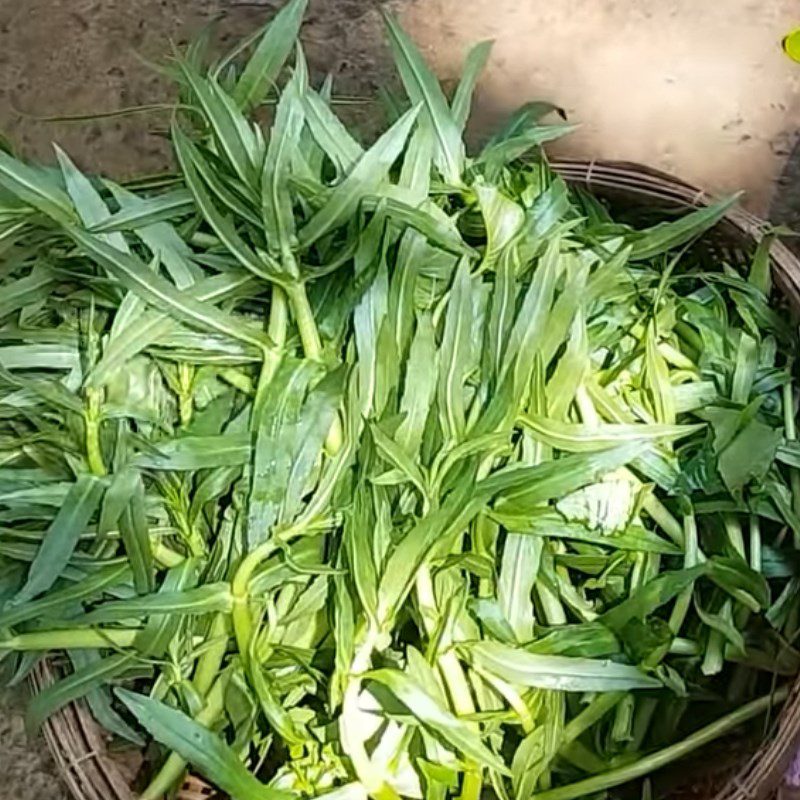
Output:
[340, 628, 399, 800]
[627, 697, 659, 754]
[723, 514, 745, 559]
[641, 494, 683, 546]
[140, 672, 229, 800]
[531, 687, 789, 800]
[702, 625, 726, 676]
[784, 381, 800, 542]
[84, 388, 105, 477]
[670, 637, 701, 656]
[231, 540, 278, 656]
[151, 542, 185, 569]
[749, 515, 762, 572]
[536, 579, 568, 625]
[669, 513, 698, 634]
[561, 692, 626, 749]
[177, 363, 194, 429]
[286, 281, 343, 454]
[192, 612, 229, 698]
[416, 567, 482, 800]
[286, 281, 322, 360]
[262, 284, 288, 389]
[1, 628, 138, 651]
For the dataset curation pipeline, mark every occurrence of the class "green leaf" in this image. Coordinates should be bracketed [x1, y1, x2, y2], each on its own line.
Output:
[451, 41, 492, 130]
[137, 558, 200, 657]
[629, 196, 739, 260]
[69, 227, 271, 350]
[366, 667, 508, 774]
[118, 471, 154, 595]
[116, 689, 292, 800]
[706, 556, 769, 612]
[486, 442, 649, 515]
[0, 269, 56, 321]
[464, 641, 661, 691]
[233, 0, 309, 110]
[79, 582, 232, 625]
[383, 12, 462, 183]
[518, 414, 701, 453]
[498, 534, 541, 642]
[14, 476, 105, 604]
[478, 124, 575, 175]
[28, 653, 135, 732]
[301, 88, 363, 174]
[0, 149, 76, 225]
[69, 650, 146, 746]
[247, 359, 325, 546]
[370, 422, 427, 498]
[261, 72, 305, 265]
[87, 271, 257, 387]
[396, 312, 438, 457]
[491, 512, 680, 555]
[600, 565, 707, 632]
[135, 433, 250, 470]
[700, 405, 782, 495]
[54, 145, 129, 252]
[172, 125, 282, 283]
[179, 63, 260, 187]
[437, 260, 474, 444]
[526, 622, 621, 659]
[0, 564, 129, 630]
[89, 189, 194, 233]
[298, 104, 420, 247]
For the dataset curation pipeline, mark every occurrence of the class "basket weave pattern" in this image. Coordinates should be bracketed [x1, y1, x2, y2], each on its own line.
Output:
[32, 160, 800, 800]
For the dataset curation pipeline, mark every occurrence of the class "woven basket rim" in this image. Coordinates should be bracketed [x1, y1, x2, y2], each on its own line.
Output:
[32, 158, 800, 800]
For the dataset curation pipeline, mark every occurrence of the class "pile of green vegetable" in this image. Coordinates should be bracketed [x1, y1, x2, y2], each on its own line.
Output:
[1, 2, 799, 798]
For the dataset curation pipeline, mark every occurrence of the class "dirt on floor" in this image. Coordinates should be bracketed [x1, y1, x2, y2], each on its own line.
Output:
[0, 0, 397, 179]
[0, 1, 799, 799]
[402, 0, 800, 215]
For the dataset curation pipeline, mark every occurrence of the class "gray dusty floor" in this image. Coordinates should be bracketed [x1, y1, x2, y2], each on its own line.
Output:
[0, 689, 66, 799]
[0, 0, 798, 798]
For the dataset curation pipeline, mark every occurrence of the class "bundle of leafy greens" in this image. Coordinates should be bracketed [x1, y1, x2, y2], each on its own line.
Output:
[0, 2, 798, 799]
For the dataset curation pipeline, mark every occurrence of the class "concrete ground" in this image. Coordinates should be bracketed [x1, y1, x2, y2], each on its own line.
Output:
[0, 0, 798, 798]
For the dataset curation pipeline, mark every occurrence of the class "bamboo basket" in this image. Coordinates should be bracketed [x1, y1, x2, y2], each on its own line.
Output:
[31, 160, 800, 800]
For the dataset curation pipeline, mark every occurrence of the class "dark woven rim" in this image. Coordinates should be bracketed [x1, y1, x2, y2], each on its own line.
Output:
[31, 159, 800, 800]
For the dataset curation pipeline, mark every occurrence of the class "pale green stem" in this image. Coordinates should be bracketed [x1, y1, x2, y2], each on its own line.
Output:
[177, 363, 194, 429]
[84, 388, 105, 477]
[140, 673, 229, 800]
[536, 580, 568, 625]
[415, 567, 483, 800]
[641, 494, 683, 546]
[286, 282, 322, 359]
[723, 514, 746, 558]
[575, 384, 600, 426]
[670, 637, 700, 656]
[561, 692, 626, 749]
[231, 540, 278, 657]
[263, 284, 288, 385]
[192, 612, 229, 698]
[285, 281, 343, 454]
[340, 629, 399, 800]
[152, 542, 185, 569]
[628, 697, 658, 753]
[473, 666, 534, 733]
[1, 628, 138, 651]
[749, 515, 762, 572]
[531, 687, 789, 800]
[702, 627, 726, 676]
[669, 513, 698, 634]
[784, 381, 800, 543]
